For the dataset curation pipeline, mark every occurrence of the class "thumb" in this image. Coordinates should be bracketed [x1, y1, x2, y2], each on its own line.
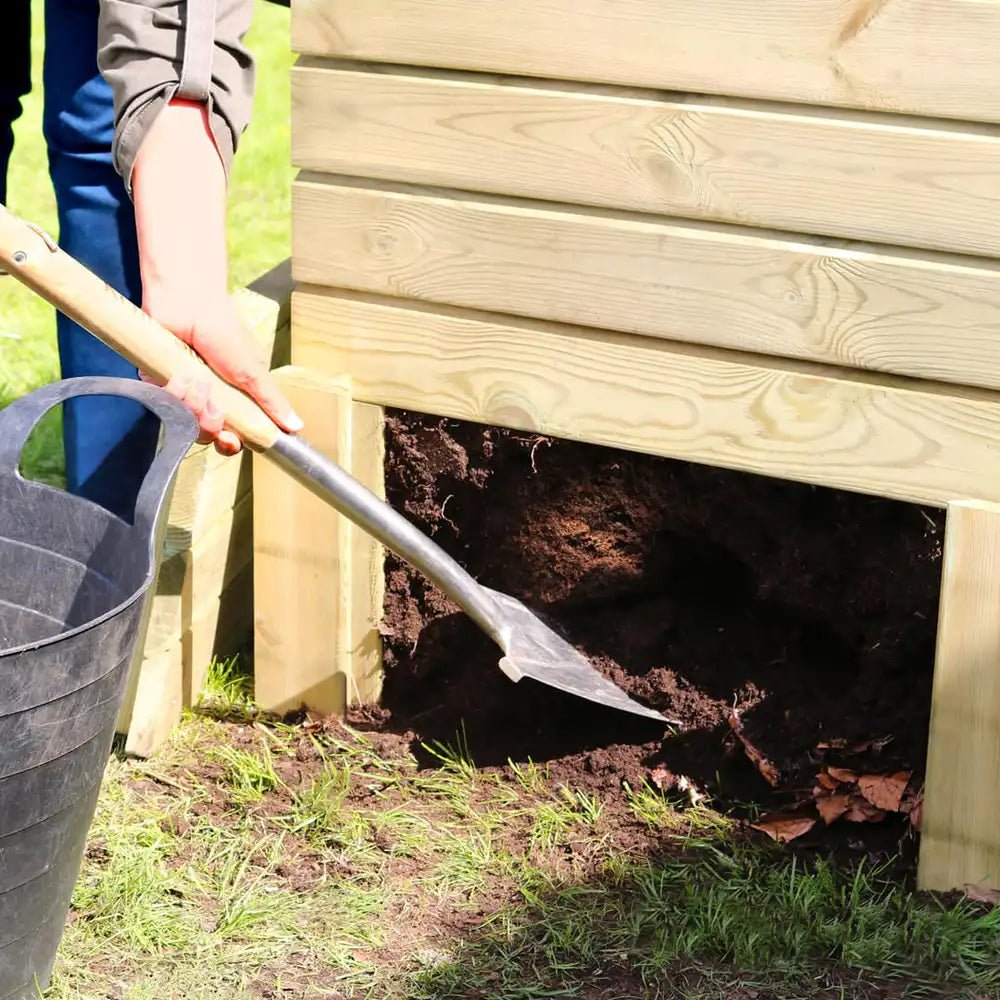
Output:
[228, 361, 305, 435]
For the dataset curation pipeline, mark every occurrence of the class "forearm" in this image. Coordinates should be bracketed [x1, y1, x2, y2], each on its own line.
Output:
[95, 0, 301, 446]
[132, 98, 229, 321]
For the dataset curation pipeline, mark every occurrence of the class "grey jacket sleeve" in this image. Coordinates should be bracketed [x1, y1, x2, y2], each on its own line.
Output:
[97, 0, 256, 194]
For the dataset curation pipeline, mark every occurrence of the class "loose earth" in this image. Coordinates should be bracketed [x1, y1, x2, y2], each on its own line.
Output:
[360, 410, 944, 857]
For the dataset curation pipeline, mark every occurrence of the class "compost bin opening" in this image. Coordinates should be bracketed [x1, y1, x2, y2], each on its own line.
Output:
[370, 409, 942, 841]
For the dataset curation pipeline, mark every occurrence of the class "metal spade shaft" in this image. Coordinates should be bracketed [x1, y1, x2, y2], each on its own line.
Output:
[0, 204, 666, 723]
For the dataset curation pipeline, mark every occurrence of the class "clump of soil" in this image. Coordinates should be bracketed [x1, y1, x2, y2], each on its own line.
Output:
[370, 410, 943, 844]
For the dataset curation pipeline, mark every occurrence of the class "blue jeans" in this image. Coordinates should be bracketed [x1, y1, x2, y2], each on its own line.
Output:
[2, 0, 158, 519]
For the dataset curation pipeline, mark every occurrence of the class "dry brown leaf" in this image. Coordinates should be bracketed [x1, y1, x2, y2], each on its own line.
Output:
[908, 793, 924, 831]
[827, 767, 859, 784]
[963, 883, 1000, 907]
[728, 711, 781, 787]
[752, 813, 817, 843]
[844, 798, 888, 823]
[816, 772, 840, 791]
[857, 771, 911, 813]
[816, 739, 847, 750]
[817, 794, 852, 825]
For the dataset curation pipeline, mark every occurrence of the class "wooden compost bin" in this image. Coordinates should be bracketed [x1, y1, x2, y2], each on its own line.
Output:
[261, 0, 1000, 893]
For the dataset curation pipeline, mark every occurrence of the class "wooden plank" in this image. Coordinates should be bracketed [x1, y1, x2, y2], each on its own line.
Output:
[163, 447, 251, 552]
[118, 502, 253, 747]
[245, 259, 293, 337]
[292, 0, 1000, 125]
[124, 564, 253, 758]
[145, 493, 253, 657]
[919, 501, 1000, 893]
[292, 65, 1000, 258]
[253, 367, 353, 716]
[348, 399, 385, 703]
[186, 563, 253, 704]
[294, 177, 1000, 393]
[292, 288, 1000, 508]
[117, 449, 250, 735]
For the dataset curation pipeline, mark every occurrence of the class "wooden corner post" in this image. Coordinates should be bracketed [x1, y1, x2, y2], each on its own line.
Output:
[919, 500, 1000, 893]
[253, 365, 384, 716]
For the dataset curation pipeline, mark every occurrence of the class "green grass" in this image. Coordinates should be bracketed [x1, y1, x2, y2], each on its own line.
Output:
[194, 656, 259, 723]
[0, 0, 292, 484]
[47, 710, 1000, 999]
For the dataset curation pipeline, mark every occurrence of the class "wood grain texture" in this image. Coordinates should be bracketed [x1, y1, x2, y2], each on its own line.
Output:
[145, 494, 252, 657]
[292, 0, 1000, 125]
[124, 565, 252, 758]
[294, 178, 1000, 392]
[118, 496, 253, 746]
[348, 399, 385, 704]
[292, 65, 1000, 258]
[919, 501, 1000, 893]
[292, 289, 1000, 508]
[162, 446, 251, 551]
[253, 367, 353, 716]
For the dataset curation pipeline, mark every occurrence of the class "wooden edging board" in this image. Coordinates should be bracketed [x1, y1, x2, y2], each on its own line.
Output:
[294, 176, 1000, 394]
[292, 63, 1000, 258]
[292, 0, 1000, 125]
[292, 287, 1000, 509]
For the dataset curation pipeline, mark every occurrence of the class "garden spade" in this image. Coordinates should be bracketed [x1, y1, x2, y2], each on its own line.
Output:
[0, 205, 666, 723]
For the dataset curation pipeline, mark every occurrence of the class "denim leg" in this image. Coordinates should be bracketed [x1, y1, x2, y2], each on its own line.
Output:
[0, 0, 31, 205]
[44, 0, 159, 520]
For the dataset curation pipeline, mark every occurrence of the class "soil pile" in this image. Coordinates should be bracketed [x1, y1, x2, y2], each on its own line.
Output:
[369, 410, 943, 839]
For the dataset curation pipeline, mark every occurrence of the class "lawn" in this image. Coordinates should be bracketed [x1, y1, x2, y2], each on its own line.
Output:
[45, 665, 1000, 999]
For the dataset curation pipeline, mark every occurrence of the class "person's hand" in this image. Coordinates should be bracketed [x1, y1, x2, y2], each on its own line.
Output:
[141, 289, 302, 455]
[131, 98, 302, 454]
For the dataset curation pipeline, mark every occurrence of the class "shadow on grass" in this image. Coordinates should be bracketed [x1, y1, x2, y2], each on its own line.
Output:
[394, 833, 1000, 1000]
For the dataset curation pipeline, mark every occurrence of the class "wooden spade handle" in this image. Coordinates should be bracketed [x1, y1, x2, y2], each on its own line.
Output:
[0, 204, 280, 452]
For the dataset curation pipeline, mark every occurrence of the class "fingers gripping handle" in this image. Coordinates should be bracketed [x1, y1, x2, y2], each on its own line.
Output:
[0, 203, 280, 452]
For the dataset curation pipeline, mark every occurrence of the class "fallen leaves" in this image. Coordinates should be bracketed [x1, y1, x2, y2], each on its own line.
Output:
[826, 767, 859, 784]
[744, 736, 923, 845]
[752, 813, 816, 844]
[963, 883, 1000, 907]
[649, 723, 925, 847]
[858, 771, 910, 812]
[816, 794, 851, 825]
